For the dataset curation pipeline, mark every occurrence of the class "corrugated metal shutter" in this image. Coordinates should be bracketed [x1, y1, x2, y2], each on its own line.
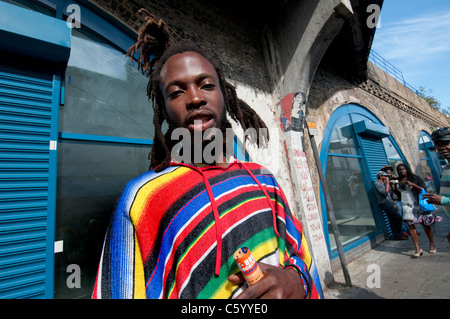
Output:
[380, 210, 394, 239]
[0, 66, 54, 298]
[359, 135, 389, 181]
[359, 134, 392, 238]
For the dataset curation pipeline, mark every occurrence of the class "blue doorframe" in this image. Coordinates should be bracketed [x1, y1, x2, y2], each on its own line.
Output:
[419, 131, 444, 193]
[319, 104, 408, 258]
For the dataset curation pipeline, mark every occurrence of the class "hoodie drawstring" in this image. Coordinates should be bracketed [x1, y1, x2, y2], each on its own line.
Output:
[237, 161, 280, 238]
[197, 169, 223, 276]
[169, 160, 279, 276]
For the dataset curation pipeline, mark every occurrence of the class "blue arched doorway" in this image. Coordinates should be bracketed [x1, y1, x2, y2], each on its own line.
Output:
[320, 104, 407, 258]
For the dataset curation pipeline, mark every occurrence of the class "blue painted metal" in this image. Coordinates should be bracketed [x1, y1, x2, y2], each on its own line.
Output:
[381, 210, 394, 240]
[358, 134, 389, 182]
[0, 2, 70, 299]
[326, 153, 363, 159]
[0, 1, 71, 64]
[59, 132, 154, 146]
[356, 133, 392, 240]
[0, 66, 54, 299]
[44, 71, 63, 299]
[353, 120, 390, 138]
[43, 0, 136, 52]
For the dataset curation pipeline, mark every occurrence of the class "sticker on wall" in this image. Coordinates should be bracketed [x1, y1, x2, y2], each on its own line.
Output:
[279, 92, 306, 132]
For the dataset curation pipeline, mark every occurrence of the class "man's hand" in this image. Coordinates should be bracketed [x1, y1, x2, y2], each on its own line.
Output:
[422, 193, 442, 205]
[228, 262, 305, 299]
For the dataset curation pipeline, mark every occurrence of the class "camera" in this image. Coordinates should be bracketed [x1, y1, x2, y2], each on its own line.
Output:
[388, 175, 398, 183]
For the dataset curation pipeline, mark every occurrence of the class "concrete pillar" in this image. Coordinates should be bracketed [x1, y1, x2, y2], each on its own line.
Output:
[263, 0, 354, 287]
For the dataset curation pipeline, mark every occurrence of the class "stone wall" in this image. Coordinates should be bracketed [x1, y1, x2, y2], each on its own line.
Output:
[89, 0, 271, 91]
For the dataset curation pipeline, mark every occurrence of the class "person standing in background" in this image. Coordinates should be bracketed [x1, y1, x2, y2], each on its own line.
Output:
[374, 171, 407, 241]
[423, 127, 450, 243]
[395, 164, 437, 257]
[380, 165, 409, 238]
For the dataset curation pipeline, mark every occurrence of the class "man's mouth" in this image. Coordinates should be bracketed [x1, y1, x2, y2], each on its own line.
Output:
[186, 110, 214, 132]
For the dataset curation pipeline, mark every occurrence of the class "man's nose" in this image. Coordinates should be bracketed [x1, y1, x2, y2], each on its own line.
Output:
[186, 86, 206, 109]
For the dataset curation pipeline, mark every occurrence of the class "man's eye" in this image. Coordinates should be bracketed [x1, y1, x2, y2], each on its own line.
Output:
[168, 90, 183, 98]
[202, 84, 215, 90]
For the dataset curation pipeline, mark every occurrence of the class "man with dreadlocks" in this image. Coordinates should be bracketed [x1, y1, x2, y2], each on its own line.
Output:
[92, 9, 322, 299]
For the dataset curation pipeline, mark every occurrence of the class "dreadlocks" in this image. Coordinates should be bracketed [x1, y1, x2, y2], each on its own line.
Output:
[127, 8, 269, 172]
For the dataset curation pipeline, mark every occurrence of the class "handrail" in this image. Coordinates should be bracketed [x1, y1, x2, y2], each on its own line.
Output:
[369, 50, 420, 96]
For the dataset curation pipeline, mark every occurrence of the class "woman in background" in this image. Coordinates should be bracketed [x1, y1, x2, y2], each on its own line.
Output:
[395, 164, 437, 257]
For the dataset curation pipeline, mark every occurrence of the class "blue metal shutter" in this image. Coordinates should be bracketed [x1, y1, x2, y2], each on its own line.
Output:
[0, 66, 55, 298]
[359, 135, 389, 181]
[359, 135, 392, 238]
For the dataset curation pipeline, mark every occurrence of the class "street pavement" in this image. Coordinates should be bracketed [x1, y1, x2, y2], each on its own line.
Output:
[323, 212, 450, 299]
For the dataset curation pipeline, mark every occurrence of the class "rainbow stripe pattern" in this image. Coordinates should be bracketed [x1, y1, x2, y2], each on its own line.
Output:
[92, 161, 322, 299]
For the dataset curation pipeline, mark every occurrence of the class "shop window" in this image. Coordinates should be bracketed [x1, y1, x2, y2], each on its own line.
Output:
[55, 23, 152, 298]
[382, 137, 403, 170]
[327, 114, 358, 156]
[325, 156, 375, 250]
[59, 28, 154, 140]
[55, 141, 151, 298]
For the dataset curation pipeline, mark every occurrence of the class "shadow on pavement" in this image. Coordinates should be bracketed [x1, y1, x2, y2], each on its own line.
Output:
[323, 280, 384, 299]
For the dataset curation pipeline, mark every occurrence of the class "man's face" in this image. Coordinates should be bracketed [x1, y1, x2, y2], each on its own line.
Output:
[159, 51, 225, 139]
[435, 140, 450, 161]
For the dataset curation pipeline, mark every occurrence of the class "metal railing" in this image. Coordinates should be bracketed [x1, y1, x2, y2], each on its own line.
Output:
[369, 50, 420, 96]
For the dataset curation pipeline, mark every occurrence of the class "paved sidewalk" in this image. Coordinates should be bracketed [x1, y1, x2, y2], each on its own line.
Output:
[323, 213, 450, 299]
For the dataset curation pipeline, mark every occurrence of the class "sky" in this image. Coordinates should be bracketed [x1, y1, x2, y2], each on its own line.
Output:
[371, 0, 450, 110]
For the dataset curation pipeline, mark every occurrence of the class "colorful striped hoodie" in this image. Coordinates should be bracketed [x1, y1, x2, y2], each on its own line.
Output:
[92, 159, 322, 299]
